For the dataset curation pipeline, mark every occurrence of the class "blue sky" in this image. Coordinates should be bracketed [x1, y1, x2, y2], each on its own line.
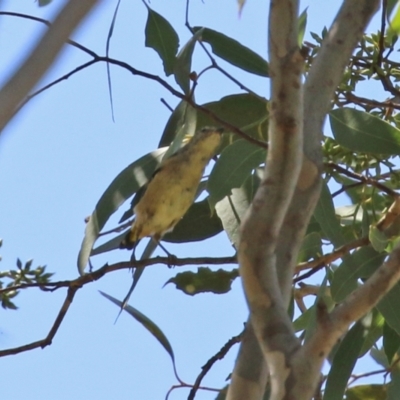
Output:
[0, 1, 385, 399]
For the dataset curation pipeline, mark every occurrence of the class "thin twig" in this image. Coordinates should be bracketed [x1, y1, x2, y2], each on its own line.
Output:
[295, 236, 370, 275]
[188, 331, 243, 400]
[0, 255, 237, 296]
[377, 0, 387, 66]
[326, 162, 399, 197]
[184, 0, 266, 103]
[2, 11, 268, 149]
[0, 11, 98, 58]
[0, 285, 79, 357]
[0, 254, 237, 358]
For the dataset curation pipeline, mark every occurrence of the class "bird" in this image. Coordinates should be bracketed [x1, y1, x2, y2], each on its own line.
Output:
[120, 126, 224, 250]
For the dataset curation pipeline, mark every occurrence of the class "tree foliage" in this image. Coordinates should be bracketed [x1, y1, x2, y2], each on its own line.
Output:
[4, 1, 400, 399]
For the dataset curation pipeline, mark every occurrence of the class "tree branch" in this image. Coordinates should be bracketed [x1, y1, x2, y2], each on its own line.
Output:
[303, 240, 400, 374]
[188, 331, 243, 400]
[287, 1, 380, 398]
[0, 254, 236, 357]
[230, 2, 304, 400]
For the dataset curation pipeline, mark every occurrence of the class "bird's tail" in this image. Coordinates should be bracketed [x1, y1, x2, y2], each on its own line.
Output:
[119, 226, 141, 250]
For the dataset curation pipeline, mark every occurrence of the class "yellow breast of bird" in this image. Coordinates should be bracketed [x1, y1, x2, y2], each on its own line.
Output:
[132, 155, 205, 240]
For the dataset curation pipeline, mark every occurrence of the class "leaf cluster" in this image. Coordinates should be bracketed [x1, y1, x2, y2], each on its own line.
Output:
[0, 240, 53, 310]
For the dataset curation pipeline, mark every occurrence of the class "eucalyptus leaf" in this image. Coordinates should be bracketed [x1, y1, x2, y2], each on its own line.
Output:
[330, 108, 400, 155]
[174, 29, 203, 94]
[193, 27, 269, 77]
[100, 291, 176, 363]
[324, 322, 365, 400]
[77, 148, 167, 274]
[208, 140, 266, 209]
[144, 4, 179, 75]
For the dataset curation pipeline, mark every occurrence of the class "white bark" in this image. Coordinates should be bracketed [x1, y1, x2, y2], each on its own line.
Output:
[228, 1, 380, 399]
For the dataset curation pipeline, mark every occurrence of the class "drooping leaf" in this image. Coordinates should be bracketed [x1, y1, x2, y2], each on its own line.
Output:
[77, 148, 167, 274]
[345, 384, 387, 400]
[387, 0, 399, 18]
[369, 225, 389, 252]
[196, 93, 268, 142]
[105, 0, 122, 122]
[390, 1, 400, 34]
[330, 108, 400, 155]
[323, 322, 365, 400]
[304, 277, 331, 342]
[331, 246, 385, 302]
[38, 0, 52, 6]
[293, 305, 315, 332]
[383, 321, 400, 364]
[161, 103, 197, 161]
[174, 29, 203, 94]
[144, 4, 179, 76]
[215, 172, 261, 247]
[193, 27, 269, 77]
[163, 198, 223, 243]
[370, 347, 389, 368]
[208, 140, 266, 209]
[359, 309, 384, 357]
[158, 100, 197, 147]
[298, 232, 322, 262]
[298, 8, 308, 46]
[313, 181, 346, 247]
[377, 282, 400, 336]
[100, 291, 176, 363]
[165, 267, 239, 295]
[388, 370, 400, 400]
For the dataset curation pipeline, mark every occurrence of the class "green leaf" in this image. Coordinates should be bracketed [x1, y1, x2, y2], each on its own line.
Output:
[215, 172, 261, 247]
[158, 100, 197, 147]
[298, 232, 322, 262]
[345, 384, 387, 400]
[38, 0, 52, 6]
[390, 2, 400, 34]
[370, 347, 389, 368]
[388, 370, 400, 400]
[377, 282, 400, 336]
[313, 181, 345, 247]
[387, 0, 399, 18]
[323, 322, 365, 400]
[193, 27, 269, 77]
[383, 321, 400, 363]
[304, 277, 331, 342]
[196, 93, 268, 142]
[369, 225, 389, 252]
[208, 140, 266, 209]
[163, 198, 223, 243]
[99, 291, 176, 363]
[331, 246, 385, 302]
[161, 105, 197, 161]
[144, 5, 179, 76]
[330, 108, 400, 155]
[298, 8, 308, 46]
[165, 267, 239, 295]
[359, 309, 384, 357]
[77, 148, 167, 274]
[293, 305, 315, 332]
[174, 29, 203, 94]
